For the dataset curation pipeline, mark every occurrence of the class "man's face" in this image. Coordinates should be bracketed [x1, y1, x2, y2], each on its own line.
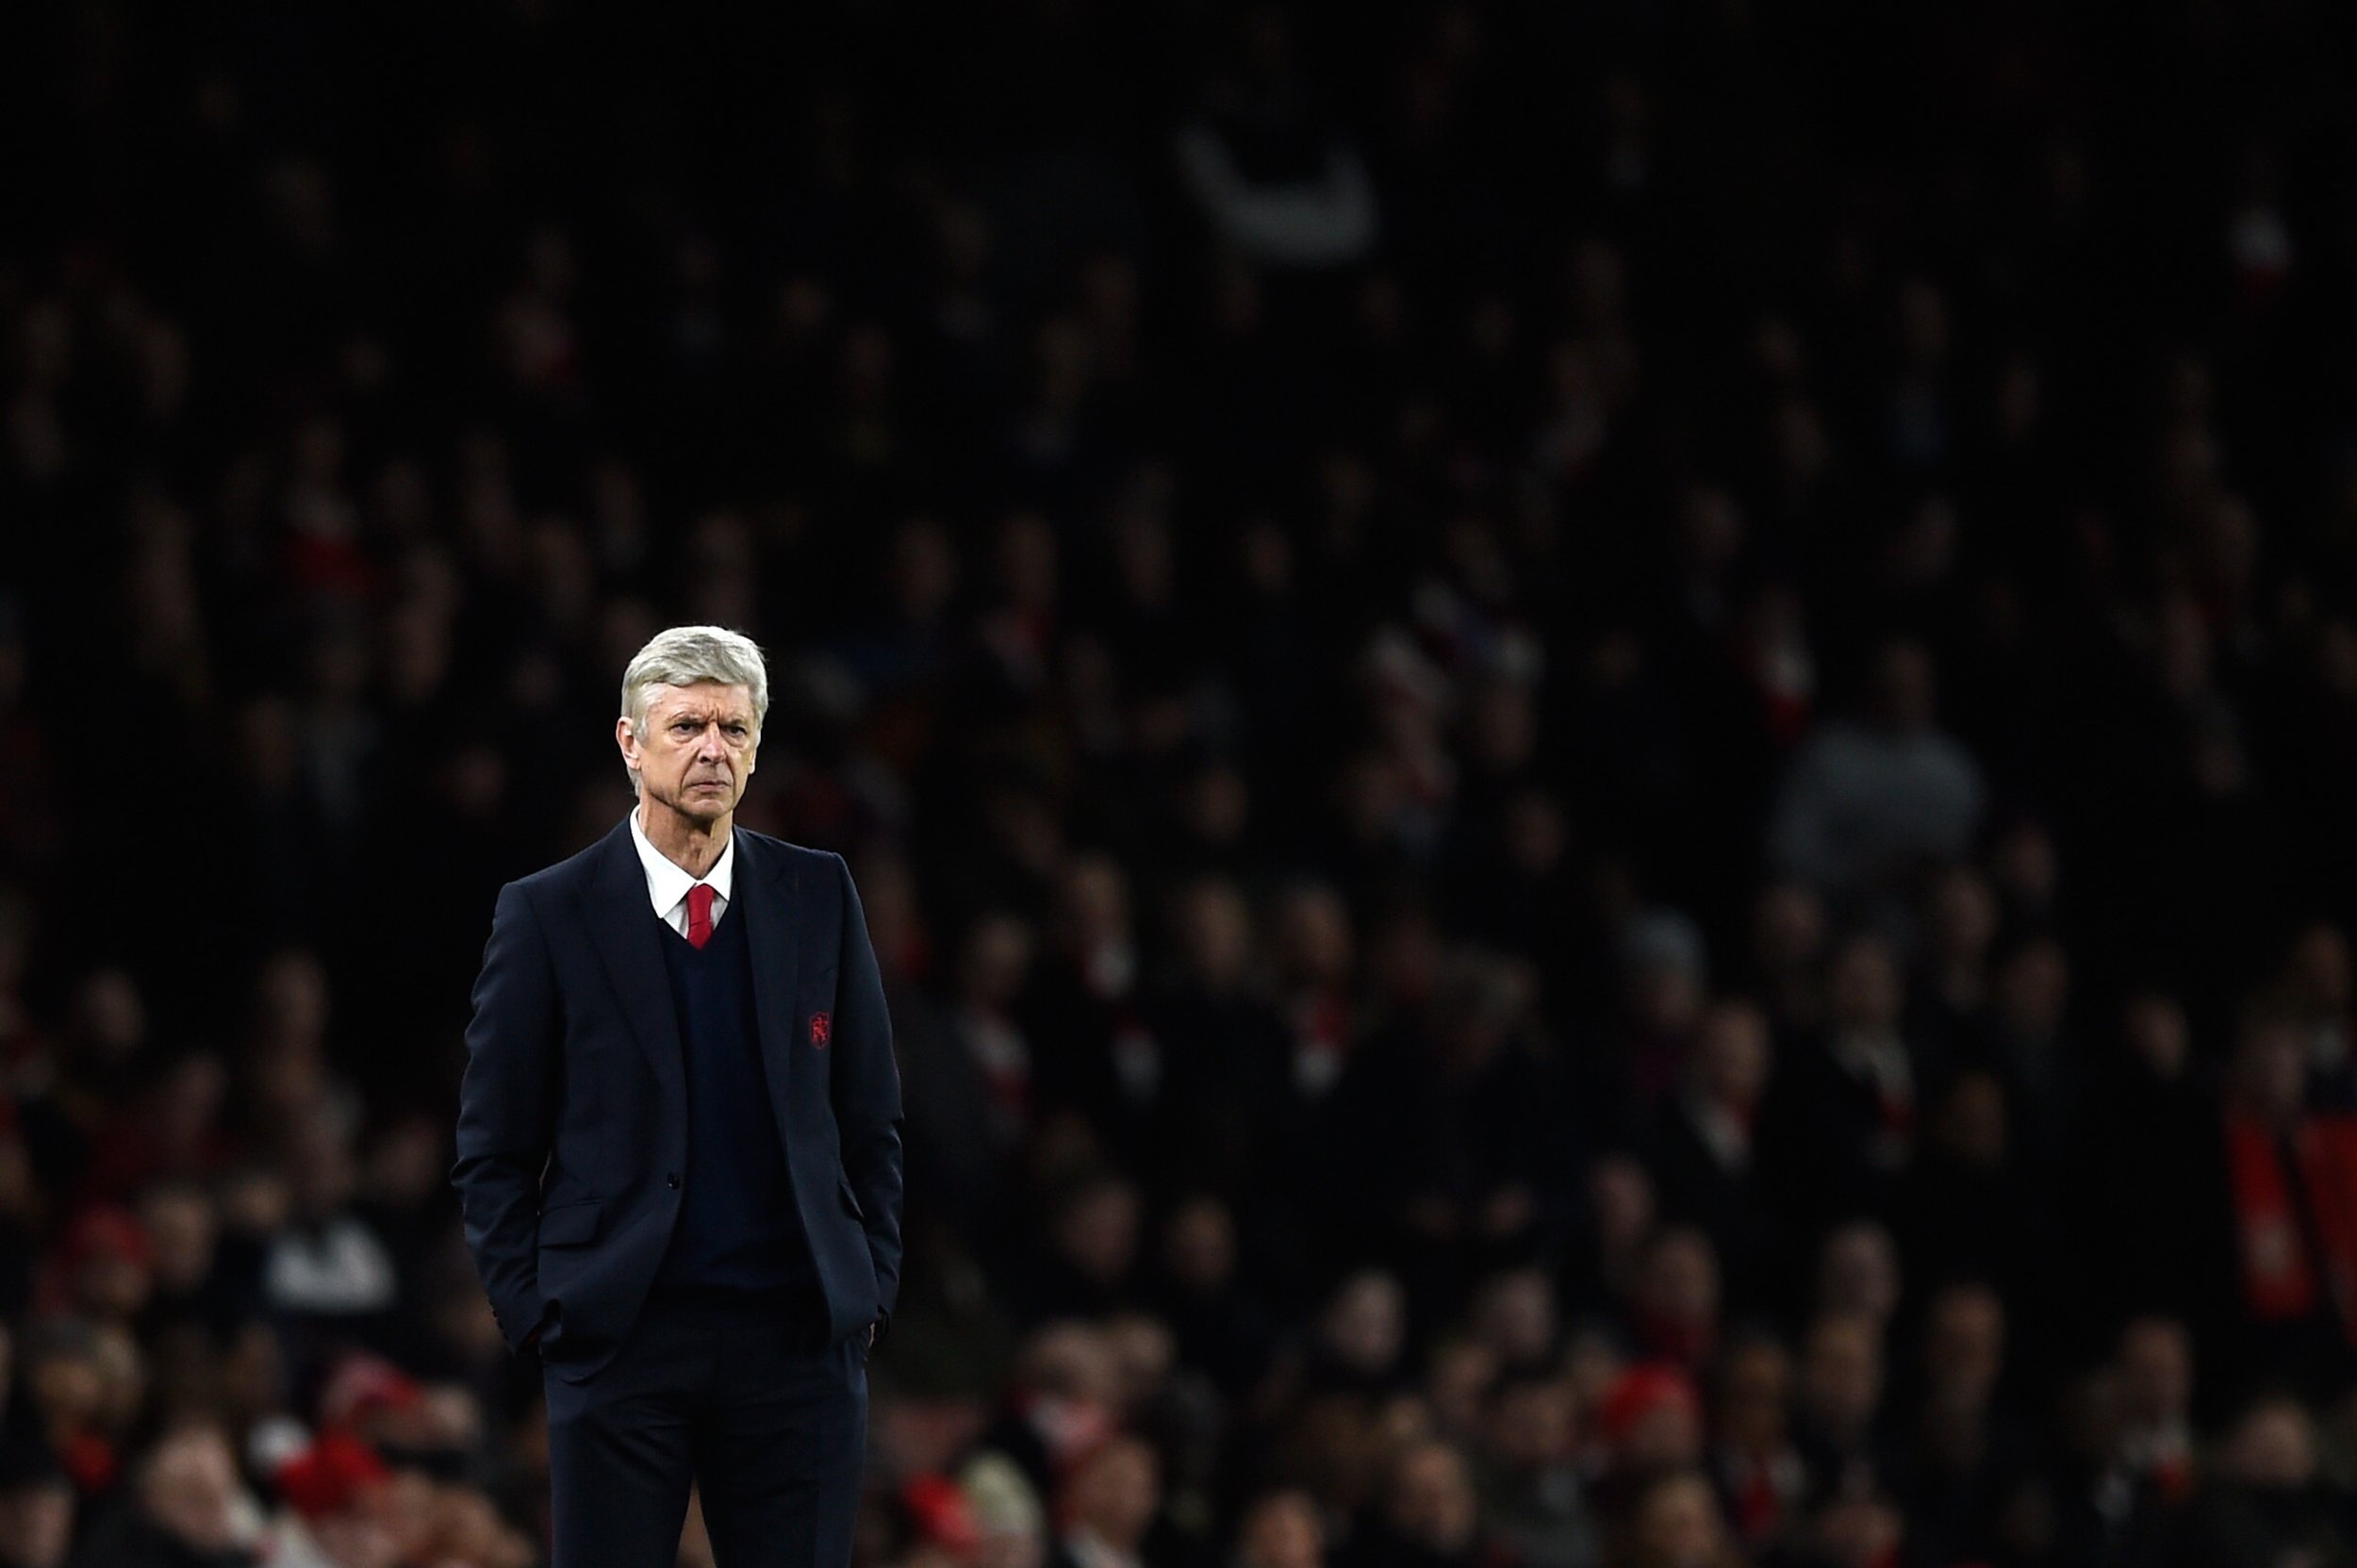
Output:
[619, 682, 758, 824]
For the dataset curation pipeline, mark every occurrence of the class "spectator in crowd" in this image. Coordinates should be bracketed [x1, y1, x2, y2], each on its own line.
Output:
[1763, 641, 1984, 913]
[0, 1435, 73, 1568]
[963, 1453, 1047, 1568]
[1788, 1313, 1886, 1510]
[2111, 1317, 2196, 1509]
[2213, 999, 2357, 1397]
[2176, 1395, 2353, 1568]
[1617, 1470, 1741, 1568]
[68, 1420, 262, 1568]
[1050, 1437, 1162, 1568]
[1646, 1003, 1778, 1313]
[1705, 1338, 1804, 1557]
[1474, 1374, 1597, 1568]
[1346, 1440, 1491, 1568]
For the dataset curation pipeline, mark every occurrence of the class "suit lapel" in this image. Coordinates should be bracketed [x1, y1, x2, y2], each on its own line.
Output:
[576, 816, 689, 1109]
[736, 831, 808, 1141]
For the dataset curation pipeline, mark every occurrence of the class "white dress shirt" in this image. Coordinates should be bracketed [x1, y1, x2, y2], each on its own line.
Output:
[627, 804, 736, 937]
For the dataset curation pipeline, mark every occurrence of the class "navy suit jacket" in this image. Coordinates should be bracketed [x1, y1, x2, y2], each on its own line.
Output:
[451, 814, 904, 1381]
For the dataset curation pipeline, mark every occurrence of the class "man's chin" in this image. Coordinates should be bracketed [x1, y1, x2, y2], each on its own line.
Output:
[662, 790, 733, 823]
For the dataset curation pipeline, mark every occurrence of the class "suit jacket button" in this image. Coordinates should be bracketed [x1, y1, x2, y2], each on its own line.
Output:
[666, 1172, 681, 1189]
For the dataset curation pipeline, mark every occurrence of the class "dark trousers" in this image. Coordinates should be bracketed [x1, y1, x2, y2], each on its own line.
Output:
[545, 1290, 868, 1568]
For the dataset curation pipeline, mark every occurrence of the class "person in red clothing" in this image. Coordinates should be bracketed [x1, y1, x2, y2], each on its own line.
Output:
[2218, 1002, 2357, 1392]
[1709, 1335, 1806, 1553]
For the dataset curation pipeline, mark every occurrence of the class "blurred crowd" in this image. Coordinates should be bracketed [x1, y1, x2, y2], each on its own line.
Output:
[9, 1, 2357, 1564]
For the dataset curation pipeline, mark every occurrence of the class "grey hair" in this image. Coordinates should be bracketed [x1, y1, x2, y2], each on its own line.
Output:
[619, 624, 770, 795]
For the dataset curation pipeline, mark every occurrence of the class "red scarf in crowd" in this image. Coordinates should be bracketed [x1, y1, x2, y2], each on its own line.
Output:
[2225, 1110, 2357, 1343]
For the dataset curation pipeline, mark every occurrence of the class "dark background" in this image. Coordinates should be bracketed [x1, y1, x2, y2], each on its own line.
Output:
[5, 1, 2357, 1564]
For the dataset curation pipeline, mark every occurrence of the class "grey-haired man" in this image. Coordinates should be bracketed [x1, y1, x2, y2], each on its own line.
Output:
[453, 624, 903, 1568]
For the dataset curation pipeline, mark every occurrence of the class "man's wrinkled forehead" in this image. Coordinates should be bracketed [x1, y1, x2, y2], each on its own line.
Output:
[648, 682, 755, 726]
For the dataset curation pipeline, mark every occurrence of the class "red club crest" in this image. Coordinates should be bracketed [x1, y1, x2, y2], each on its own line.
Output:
[810, 1012, 832, 1048]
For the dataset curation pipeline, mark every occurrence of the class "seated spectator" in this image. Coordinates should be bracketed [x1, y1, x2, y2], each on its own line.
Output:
[1893, 1067, 2064, 1361]
[135, 1181, 237, 1344]
[44, 1206, 151, 1330]
[0, 1434, 72, 1568]
[1472, 1373, 1598, 1568]
[1050, 1436, 1164, 1568]
[18, 1317, 118, 1498]
[963, 1451, 1047, 1568]
[1466, 1268, 1558, 1379]
[1344, 1441, 1488, 1568]
[69, 1420, 261, 1568]
[259, 1125, 398, 1329]
[976, 1324, 1120, 1504]
[1234, 1490, 1325, 1568]
[1303, 1272, 1410, 1398]
[1589, 1364, 1704, 1525]
[1809, 1224, 1903, 1338]
[1887, 1282, 2036, 1568]
[1416, 1337, 1492, 1451]
[1707, 1335, 1805, 1555]
[1024, 1171, 1146, 1326]
[1765, 640, 1985, 909]
[1615, 1469, 1741, 1568]
[1171, 32, 1379, 272]
[1646, 1001, 1780, 1312]
[1767, 936, 1933, 1232]
[2177, 1395, 2353, 1568]
[889, 1473, 985, 1568]
[1622, 1230, 1719, 1371]
[2215, 1001, 2357, 1396]
[2115, 1316, 2198, 1509]
[1790, 1313, 1887, 1506]
[1149, 1197, 1275, 1399]
[1772, 1485, 1905, 1568]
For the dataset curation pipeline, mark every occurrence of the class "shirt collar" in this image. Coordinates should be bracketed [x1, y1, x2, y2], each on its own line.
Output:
[627, 803, 735, 920]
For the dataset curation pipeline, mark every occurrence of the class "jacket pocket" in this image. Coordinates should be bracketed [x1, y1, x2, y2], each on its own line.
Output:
[537, 1198, 602, 1247]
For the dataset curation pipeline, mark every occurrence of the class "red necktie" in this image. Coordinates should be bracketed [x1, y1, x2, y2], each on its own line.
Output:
[686, 883, 716, 949]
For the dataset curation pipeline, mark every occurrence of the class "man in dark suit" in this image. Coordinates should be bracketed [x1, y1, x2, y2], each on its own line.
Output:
[452, 624, 903, 1568]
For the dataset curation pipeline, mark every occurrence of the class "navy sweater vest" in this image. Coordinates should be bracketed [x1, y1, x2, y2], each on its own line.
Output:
[651, 900, 815, 1299]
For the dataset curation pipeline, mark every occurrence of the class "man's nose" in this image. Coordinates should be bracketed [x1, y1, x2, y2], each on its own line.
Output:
[696, 725, 727, 759]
